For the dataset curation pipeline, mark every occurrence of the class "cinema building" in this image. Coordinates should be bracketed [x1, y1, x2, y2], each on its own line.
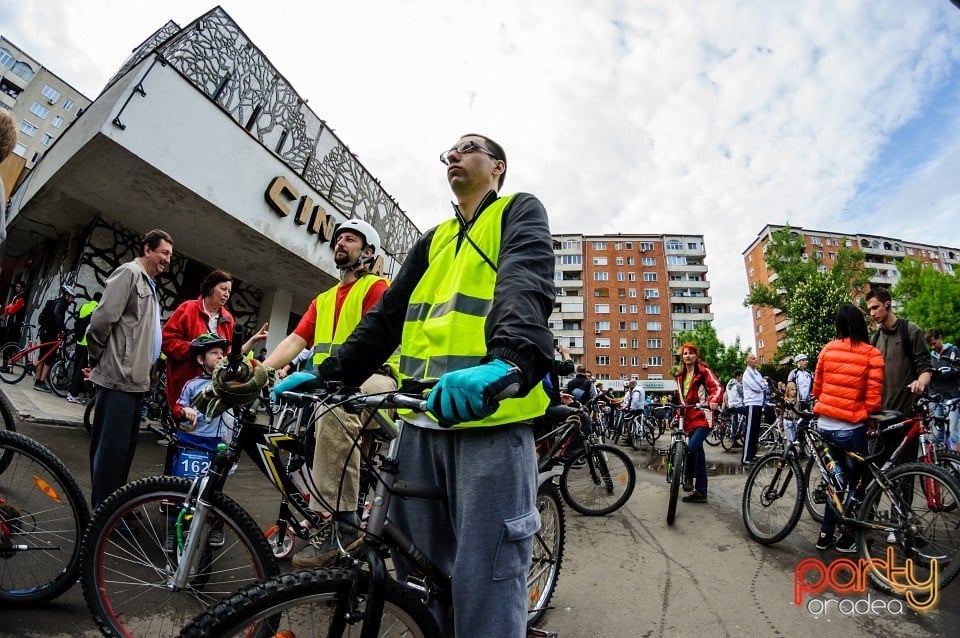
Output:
[1, 6, 419, 349]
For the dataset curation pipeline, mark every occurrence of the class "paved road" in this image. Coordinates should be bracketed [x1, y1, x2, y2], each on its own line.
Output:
[0, 384, 953, 637]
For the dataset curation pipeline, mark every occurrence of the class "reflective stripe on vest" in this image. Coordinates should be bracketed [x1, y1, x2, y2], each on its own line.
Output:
[312, 275, 386, 367]
[399, 194, 549, 427]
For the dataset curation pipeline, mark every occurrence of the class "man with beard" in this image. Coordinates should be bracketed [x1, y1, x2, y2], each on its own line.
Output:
[262, 219, 396, 568]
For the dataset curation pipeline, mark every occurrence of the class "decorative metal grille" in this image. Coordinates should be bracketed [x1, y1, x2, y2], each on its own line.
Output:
[105, 6, 420, 259]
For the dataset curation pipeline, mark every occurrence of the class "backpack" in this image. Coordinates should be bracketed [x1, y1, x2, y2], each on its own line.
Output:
[38, 299, 58, 334]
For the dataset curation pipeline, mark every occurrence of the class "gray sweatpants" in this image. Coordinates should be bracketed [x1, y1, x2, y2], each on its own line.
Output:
[389, 422, 539, 638]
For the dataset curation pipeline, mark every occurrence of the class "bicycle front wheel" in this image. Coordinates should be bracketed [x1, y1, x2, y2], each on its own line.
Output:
[803, 456, 826, 523]
[0, 430, 90, 603]
[0, 343, 27, 384]
[741, 453, 804, 544]
[177, 567, 441, 638]
[528, 481, 565, 626]
[48, 358, 72, 397]
[858, 462, 960, 597]
[666, 442, 685, 526]
[81, 476, 277, 637]
[560, 444, 635, 516]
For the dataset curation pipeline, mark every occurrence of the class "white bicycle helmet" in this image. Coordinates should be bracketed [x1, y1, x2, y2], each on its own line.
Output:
[61, 284, 77, 296]
[330, 219, 380, 256]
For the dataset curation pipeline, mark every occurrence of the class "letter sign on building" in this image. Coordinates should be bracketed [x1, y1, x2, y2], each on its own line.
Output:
[265, 176, 337, 241]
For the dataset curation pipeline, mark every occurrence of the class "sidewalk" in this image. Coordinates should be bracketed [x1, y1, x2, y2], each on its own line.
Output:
[0, 377, 87, 427]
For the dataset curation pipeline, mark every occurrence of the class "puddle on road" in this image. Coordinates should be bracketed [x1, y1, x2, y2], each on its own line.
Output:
[638, 449, 750, 477]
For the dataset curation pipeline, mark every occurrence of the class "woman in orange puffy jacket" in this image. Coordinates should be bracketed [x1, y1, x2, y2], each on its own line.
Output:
[811, 303, 884, 553]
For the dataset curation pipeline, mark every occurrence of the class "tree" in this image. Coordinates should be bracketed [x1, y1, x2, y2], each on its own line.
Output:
[673, 322, 751, 382]
[892, 258, 960, 343]
[744, 226, 870, 367]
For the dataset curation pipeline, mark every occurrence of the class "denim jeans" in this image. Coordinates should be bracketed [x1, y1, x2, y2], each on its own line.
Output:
[931, 402, 960, 449]
[818, 426, 868, 537]
[684, 427, 710, 495]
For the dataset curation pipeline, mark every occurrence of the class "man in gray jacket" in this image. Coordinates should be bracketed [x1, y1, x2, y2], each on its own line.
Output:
[87, 229, 173, 507]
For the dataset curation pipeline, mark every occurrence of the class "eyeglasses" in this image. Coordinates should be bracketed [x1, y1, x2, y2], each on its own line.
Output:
[440, 141, 498, 165]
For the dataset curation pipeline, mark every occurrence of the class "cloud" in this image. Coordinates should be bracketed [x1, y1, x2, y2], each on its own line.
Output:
[4, 0, 960, 350]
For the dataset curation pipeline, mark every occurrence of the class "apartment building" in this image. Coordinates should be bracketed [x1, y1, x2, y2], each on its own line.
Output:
[551, 233, 713, 392]
[743, 224, 960, 364]
[0, 36, 91, 194]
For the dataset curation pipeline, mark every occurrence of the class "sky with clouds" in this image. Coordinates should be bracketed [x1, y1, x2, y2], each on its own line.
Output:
[4, 0, 960, 348]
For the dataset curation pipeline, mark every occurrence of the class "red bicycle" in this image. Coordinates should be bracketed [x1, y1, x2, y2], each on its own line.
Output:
[0, 327, 71, 391]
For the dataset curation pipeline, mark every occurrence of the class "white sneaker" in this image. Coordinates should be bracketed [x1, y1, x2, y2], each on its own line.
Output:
[65, 393, 84, 404]
[887, 531, 897, 544]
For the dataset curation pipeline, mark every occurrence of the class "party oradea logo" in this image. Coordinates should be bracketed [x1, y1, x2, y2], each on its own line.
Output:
[794, 547, 938, 616]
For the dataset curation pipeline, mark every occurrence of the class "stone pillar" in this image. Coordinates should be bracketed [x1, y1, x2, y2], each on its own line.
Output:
[259, 288, 293, 354]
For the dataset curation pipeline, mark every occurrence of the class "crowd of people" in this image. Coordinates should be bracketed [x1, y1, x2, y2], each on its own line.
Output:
[4, 127, 960, 636]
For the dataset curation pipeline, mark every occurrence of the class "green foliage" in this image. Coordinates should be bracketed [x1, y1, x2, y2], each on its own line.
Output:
[744, 225, 871, 366]
[892, 258, 960, 343]
[673, 323, 751, 381]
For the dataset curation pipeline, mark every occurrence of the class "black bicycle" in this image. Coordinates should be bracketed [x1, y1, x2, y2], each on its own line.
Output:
[178, 383, 561, 638]
[0, 428, 90, 603]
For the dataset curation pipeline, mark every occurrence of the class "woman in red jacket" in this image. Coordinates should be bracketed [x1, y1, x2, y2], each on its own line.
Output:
[812, 303, 884, 553]
[162, 269, 267, 421]
[673, 343, 723, 504]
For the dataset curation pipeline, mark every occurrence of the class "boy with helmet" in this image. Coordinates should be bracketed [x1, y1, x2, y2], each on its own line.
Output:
[168, 333, 234, 550]
[258, 217, 397, 567]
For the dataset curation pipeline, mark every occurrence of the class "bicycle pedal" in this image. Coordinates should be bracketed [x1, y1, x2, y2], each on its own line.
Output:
[528, 629, 559, 638]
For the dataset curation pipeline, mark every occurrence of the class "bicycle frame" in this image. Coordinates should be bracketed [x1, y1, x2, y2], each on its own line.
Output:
[6, 336, 63, 369]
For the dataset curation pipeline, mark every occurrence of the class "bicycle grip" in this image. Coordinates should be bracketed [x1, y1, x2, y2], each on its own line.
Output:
[228, 325, 245, 367]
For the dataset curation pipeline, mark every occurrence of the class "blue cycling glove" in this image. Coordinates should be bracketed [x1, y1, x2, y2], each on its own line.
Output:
[272, 370, 323, 403]
[426, 359, 521, 427]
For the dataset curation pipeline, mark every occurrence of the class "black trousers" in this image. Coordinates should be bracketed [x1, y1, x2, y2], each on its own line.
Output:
[68, 344, 89, 396]
[89, 386, 144, 507]
[743, 405, 764, 463]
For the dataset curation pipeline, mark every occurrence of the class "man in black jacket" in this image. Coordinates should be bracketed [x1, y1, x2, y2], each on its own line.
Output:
[35, 284, 75, 392]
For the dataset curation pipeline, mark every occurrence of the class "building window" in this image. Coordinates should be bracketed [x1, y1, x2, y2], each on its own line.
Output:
[618, 304, 627, 313]
[41, 85, 61, 102]
[666, 239, 682, 250]
[631, 338, 639, 348]
[593, 241, 607, 250]
[615, 272, 624, 281]
[640, 242, 655, 251]
[642, 257, 656, 266]
[595, 320, 611, 330]
[594, 304, 610, 314]
[666, 255, 687, 265]
[631, 356, 640, 366]
[644, 289, 659, 298]
[811, 236, 822, 246]
[29, 102, 49, 119]
[643, 272, 657, 281]
[618, 321, 627, 330]
[630, 321, 639, 330]
[628, 289, 637, 298]
[625, 242, 632, 250]
[615, 257, 624, 266]
[620, 356, 628, 365]
[647, 356, 663, 367]
[41, 133, 53, 146]
[560, 255, 581, 265]
[11, 61, 34, 81]
[620, 338, 628, 348]
[646, 321, 661, 331]
[595, 338, 611, 349]
[758, 340, 765, 349]
[593, 272, 608, 281]
[645, 304, 661, 314]
[627, 257, 635, 265]
[63, 98, 74, 112]
[593, 257, 607, 266]
[0, 48, 15, 68]
[629, 304, 638, 313]
[19, 120, 38, 137]
[596, 356, 610, 366]
[614, 242, 622, 250]
[627, 272, 637, 281]
[647, 339, 662, 349]
[12, 142, 27, 157]
[51, 115, 64, 128]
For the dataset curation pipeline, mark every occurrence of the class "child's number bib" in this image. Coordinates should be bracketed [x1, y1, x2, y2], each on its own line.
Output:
[173, 447, 213, 479]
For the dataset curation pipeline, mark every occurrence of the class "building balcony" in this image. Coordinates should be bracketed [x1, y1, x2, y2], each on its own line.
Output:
[666, 263, 708, 273]
[669, 294, 712, 305]
[667, 278, 709, 289]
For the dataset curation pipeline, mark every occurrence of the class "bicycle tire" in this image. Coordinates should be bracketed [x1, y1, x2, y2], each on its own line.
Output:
[528, 481, 565, 626]
[858, 462, 960, 597]
[631, 418, 646, 450]
[666, 441, 685, 526]
[802, 455, 826, 523]
[559, 444, 635, 516]
[83, 396, 94, 433]
[705, 415, 723, 447]
[0, 393, 14, 435]
[176, 567, 442, 638]
[741, 453, 804, 544]
[0, 343, 27, 384]
[721, 422, 735, 451]
[81, 476, 278, 637]
[0, 430, 90, 603]
[48, 357, 72, 397]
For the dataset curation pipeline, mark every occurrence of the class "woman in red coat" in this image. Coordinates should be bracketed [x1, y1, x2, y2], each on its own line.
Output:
[812, 303, 884, 553]
[162, 269, 267, 421]
[673, 342, 723, 504]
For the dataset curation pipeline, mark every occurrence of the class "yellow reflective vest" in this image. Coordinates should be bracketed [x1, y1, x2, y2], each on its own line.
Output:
[312, 275, 388, 367]
[399, 194, 549, 427]
[76, 299, 99, 347]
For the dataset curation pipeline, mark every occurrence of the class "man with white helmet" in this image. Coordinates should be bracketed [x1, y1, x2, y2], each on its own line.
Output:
[787, 353, 814, 410]
[263, 218, 396, 567]
[34, 284, 76, 392]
